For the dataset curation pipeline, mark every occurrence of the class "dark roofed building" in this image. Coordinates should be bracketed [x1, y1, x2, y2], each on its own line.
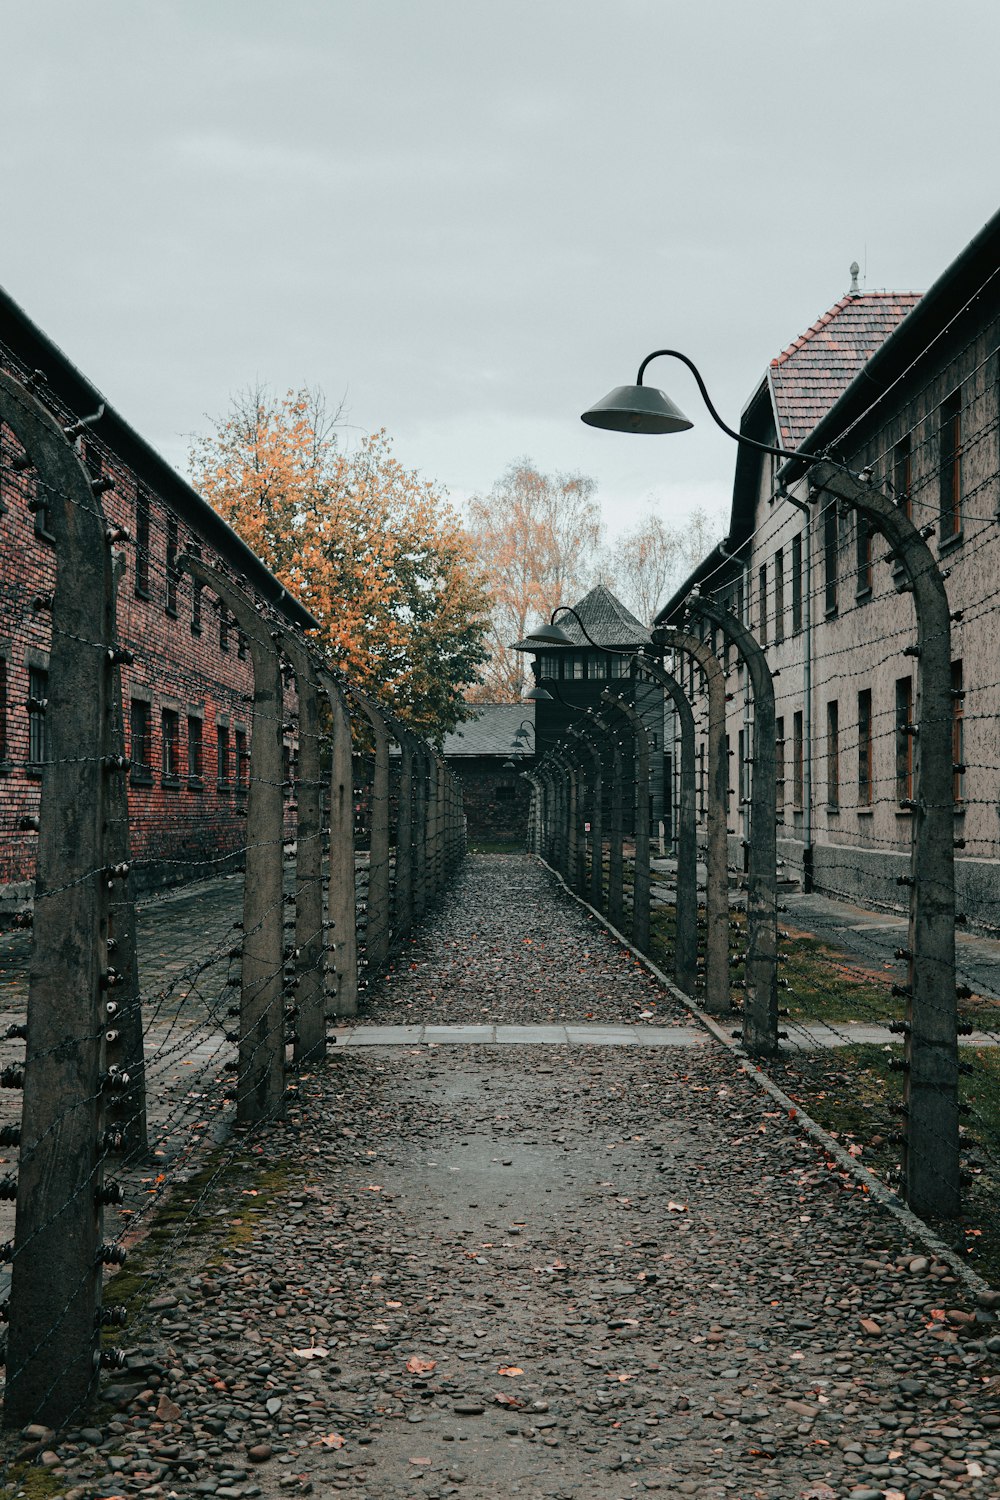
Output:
[442, 703, 536, 841]
[513, 582, 665, 831]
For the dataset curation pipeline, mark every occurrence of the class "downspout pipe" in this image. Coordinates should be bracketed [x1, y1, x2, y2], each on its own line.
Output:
[783, 486, 813, 893]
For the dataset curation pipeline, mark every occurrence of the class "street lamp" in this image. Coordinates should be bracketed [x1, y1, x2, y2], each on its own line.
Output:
[582, 347, 961, 1220]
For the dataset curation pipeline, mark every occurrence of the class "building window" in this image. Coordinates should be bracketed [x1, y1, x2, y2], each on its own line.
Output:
[858, 689, 873, 808]
[161, 708, 180, 783]
[235, 727, 249, 792]
[135, 489, 151, 597]
[893, 433, 912, 520]
[217, 723, 231, 788]
[792, 711, 804, 810]
[187, 715, 203, 786]
[791, 533, 803, 633]
[823, 502, 838, 615]
[27, 667, 49, 767]
[165, 513, 179, 616]
[219, 605, 230, 653]
[570, 654, 584, 681]
[129, 697, 152, 784]
[952, 660, 965, 804]
[775, 716, 785, 821]
[940, 389, 962, 540]
[757, 563, 767, 646]
[856, 515, 873, 598]
[697, 742, 705, 818]
[773, 548, 784, 645]
[895, 676, 914, 805]
[189, 537, 202, 635]
[237, 629, 247, 661]
[826, 700, 840, 809]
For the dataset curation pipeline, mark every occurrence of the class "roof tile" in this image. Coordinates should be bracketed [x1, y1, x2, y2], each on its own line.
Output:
[769, 291, 922, 449]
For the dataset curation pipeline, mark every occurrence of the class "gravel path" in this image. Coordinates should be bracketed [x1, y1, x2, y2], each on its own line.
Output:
[362, 855, 675, 1028]
[12, 855, 1000, 1500]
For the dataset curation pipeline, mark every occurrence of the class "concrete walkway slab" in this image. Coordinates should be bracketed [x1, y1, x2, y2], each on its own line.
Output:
[333, 1023, 710, 1047]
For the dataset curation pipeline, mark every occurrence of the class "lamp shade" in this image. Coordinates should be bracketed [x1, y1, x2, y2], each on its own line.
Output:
[524, 620, 574, 645]
[581, 384, 693, 435]
[523, 684, 553, 701]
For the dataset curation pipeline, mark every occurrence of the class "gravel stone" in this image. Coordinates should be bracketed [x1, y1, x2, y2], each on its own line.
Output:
[64, 854, 1000, 1500]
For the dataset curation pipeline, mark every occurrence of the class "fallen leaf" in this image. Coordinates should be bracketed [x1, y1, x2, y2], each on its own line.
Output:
[292, 1346, 329, 1360]
[667, 1201, 687, 1213]
[497, 1365, 524, 1377]
[493, 1392, 524, 1408]
[405, 1356, 437, 1375]
[313, 1433, 345, 1449]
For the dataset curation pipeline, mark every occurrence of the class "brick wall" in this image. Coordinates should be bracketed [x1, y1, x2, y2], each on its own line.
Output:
[0, 328, 303, 902]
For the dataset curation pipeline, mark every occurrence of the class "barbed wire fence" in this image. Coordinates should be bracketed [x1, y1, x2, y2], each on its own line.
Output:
[528, 343, 1000, 1263]
[0, 369, 465, 1435]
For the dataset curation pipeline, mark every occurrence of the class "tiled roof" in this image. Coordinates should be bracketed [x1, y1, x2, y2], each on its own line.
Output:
[443, 703, 535, 758]
[513, 583, 652, 650]
[769, 291, 922, 449]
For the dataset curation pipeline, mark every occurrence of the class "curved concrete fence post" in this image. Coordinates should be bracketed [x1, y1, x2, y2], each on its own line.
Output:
[633, 654, 698, 996]
[317, 670, 358, 1018]
[393, 724, 415, 945]
[810, 461, 959, 1219]
[603, 688, 652, 954]
[348, 690, 391, 979]
[182, 556, 287, 1117]
[279, 635, 325, 1066]
[578, 716, 610, 913]
[604, 714, 626, 932]
[2, 373, 125, 1427]
[653, 626, 730, 1015]
[687, 595, 777, 1058]
[566, 727, 594, 900]
[412, 742, 428, 923]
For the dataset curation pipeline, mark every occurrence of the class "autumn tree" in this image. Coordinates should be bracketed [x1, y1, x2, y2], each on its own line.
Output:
[608, 505, 726, 623]
[465, 459, 604, 701]
[188, 385, 490, 740]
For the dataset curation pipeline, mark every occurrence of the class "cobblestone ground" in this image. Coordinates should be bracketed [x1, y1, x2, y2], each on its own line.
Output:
[7, 855, 1000, 1500]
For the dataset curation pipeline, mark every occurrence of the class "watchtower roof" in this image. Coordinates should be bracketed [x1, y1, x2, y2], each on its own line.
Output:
[513, 583, 651, 651]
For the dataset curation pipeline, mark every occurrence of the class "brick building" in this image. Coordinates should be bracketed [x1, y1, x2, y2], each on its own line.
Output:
[660, 208, 1000, 927]
[0, 285, 315, 904]
[442, 703, 535, 839]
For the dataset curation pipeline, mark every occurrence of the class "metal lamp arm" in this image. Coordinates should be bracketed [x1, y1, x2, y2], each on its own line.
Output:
[636, 349, 816, 465]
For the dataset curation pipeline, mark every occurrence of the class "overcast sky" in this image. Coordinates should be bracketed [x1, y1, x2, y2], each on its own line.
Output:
[3, 0, 999, 545]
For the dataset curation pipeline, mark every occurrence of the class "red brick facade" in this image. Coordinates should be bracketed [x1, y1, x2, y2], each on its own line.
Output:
[0, 289, 312, 901]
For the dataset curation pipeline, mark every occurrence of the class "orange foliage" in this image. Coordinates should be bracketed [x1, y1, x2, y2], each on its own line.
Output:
[188, 387, 489, 739]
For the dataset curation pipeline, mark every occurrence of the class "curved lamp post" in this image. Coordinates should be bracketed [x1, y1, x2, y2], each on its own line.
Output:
[583, 348, 960, 1219]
